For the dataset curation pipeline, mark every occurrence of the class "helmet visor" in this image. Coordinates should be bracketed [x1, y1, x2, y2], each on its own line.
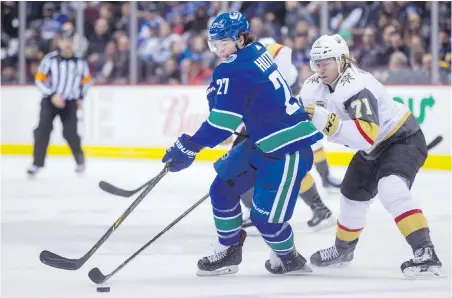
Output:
[207, 38, 234, 53]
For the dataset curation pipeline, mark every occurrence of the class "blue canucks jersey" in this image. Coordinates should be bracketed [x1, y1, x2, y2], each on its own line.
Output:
[191, 42, 323, 157]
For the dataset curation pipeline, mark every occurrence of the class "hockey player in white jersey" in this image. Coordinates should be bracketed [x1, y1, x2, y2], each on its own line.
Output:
[238, 37, 340, 230]
[302, 34, 442, 277]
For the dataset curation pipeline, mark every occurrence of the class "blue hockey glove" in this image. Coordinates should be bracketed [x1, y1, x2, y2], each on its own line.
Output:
[162, 134, 203, 172]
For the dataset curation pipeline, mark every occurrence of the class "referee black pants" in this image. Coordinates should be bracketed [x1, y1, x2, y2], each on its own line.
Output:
[32, 99, 84, 167]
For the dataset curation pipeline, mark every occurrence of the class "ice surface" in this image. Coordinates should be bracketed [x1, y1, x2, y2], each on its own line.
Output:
[1, 156, 450, 298]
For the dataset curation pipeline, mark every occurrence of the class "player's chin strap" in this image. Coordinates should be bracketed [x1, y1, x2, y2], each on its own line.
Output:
[328, 59, 347, 87]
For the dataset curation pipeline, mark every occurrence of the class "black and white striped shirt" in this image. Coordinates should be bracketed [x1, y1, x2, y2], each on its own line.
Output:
[35, 50, 91, 100]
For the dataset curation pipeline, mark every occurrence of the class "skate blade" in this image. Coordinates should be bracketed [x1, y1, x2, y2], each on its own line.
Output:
[284, 264, 313, 275]
[311, 261, 352, 268]
[403, 266, 445, 279]
[196, 265, 239, 276]
[310, 215, 336, 232]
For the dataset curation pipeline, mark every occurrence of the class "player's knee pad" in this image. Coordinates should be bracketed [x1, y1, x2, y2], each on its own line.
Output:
[338, 194, 373, 229]
[377, 174, 420, 219]
[210, 175, 242, 210]
[213, 139, 256, 181]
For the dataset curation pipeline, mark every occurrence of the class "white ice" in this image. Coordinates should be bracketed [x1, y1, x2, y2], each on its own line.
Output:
[1, 156, 451, 298]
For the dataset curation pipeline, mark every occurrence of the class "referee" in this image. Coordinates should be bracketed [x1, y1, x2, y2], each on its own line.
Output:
[27, 28, 91, 177]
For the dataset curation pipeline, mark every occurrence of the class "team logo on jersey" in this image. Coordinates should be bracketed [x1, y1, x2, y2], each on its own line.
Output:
[306, 76, 320, 84]
[222, 54, 237, 64]
[340, 73, 354, 86]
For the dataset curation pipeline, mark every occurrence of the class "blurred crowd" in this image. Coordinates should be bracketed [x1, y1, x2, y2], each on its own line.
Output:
[1, 1, 451, 85]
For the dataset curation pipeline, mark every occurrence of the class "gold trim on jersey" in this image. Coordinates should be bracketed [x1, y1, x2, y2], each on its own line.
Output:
[266, 43, 284, 58]
[382, 111, 411, 142]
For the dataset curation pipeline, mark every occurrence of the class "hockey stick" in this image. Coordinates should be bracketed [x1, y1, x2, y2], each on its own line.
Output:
[99, 131, 248, 198]
[88, 192, 210, 284]
[101, 134, 443, 199]
[98, 179, 151, 198]
[39, 162, 172, 271]
[427, 135, 443, 151]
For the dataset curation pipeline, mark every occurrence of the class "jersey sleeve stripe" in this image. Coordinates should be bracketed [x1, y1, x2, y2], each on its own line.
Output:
[354, 120, 379, 144]
[354, 120, 377, 145]
[207, 110, 243, 132]
[256, 121, 319, 153]
[211, 108, 243, 118]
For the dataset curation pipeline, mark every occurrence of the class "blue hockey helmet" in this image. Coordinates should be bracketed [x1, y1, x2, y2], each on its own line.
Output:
[208, 11, 249, 52]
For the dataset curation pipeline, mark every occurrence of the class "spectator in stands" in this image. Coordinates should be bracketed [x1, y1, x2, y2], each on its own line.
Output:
[381, 31, 410, 66]
[284, 2, 315, 33]
[114, 35, 130, 83]
[191, 35, 216, 69]
[87, 18, 111, 69]
[30, 3, 61, 41]
[180, 58, 191, 85]
[353, 27, 384, 69]
[115, 2, 130, 33]
[184, 5, 209, 35]
[291, 34, 310, 69]
[61, 21, 88, 58]
[159, 57, 181, 85]
[439, 30, 451, 73]
[96, 41, 117, 83]
[1, 59, 17, 83]
[187, 54, 212, 85]
[250, 17, 274, 40]
[383, 51, 412, 83]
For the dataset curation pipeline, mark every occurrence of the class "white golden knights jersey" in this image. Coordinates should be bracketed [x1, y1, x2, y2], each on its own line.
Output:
[299, 65, 419, 158]
[264, 43, 300, 95]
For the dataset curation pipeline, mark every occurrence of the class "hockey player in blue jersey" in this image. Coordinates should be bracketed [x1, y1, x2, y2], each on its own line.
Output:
[162, 12, 323, 275]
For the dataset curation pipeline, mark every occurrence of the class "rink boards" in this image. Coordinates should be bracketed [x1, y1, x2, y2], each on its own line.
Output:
[1, 85, 451, 170]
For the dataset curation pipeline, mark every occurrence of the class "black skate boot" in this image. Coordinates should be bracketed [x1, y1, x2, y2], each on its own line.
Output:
[310, 245, 354, 267]
[307, 196, 335, 230]
[401, 247, 442, 278]
[265, 249, 312, 274]
[197, 230, 247, 276]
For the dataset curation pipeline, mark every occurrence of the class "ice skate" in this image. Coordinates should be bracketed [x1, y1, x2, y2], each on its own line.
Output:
[75, 163, 85, 174]
[197, 230, 246, 276]
[307, 196, 335, 231]
[265, 249, 312, 275]
[401, 247, 442, 278]
[310, 245, 354, 267]
[26, 165, 41, 178]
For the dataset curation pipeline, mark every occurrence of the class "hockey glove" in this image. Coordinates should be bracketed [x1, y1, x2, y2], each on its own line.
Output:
[206, 81, 217, 111]
[162, 134, 203, 172]
[305, 104, 342, 137]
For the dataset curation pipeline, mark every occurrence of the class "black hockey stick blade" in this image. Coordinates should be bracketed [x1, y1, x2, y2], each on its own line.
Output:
[39, 250, 83, 270]
[88, 267, 108, 284]
[88, 192, 210, 284]
[98, 180, 146, 197]
[427, 135, 443, 151]
[40, 162, 171, 271]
